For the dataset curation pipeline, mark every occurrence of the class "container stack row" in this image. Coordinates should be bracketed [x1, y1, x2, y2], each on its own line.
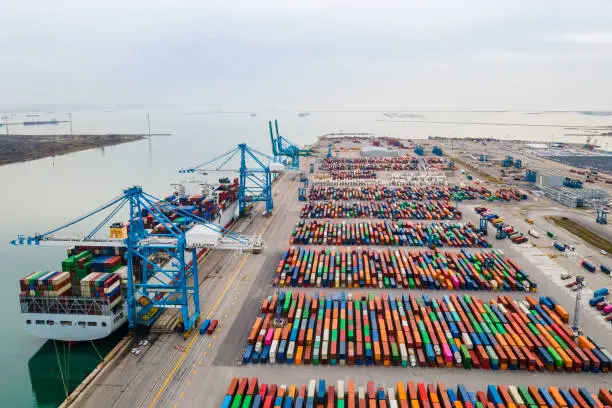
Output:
[326, 170, 377, 180]
[319, 156, 418, 171]
[290, 220, 489, 248]
[242, 291, 611, 372]
[300, 201, 461, 220]
[275, 247, 535, 291]
[79, 272, 122, 307]
[308, 186, 479, 202]
[222, 377, 612, 408]
[19, 271, 72, 297]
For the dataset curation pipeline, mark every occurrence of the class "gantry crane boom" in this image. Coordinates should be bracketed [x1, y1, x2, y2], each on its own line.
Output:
[11, 186, 264, 332]
[179, 143, 300, 216]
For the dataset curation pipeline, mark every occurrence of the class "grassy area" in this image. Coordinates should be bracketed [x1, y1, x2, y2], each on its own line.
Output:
[546, 216, 612, 254]
[451, 156, 503, 184]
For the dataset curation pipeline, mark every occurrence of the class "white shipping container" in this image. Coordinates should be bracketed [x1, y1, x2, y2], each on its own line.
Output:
[400, 343, 408, 364]
[388, 388, 396, 402]
[322, 341, 329, 360]
[337, 380, 344, 400]
[307, 380, 316, 399]
[270, 339, 278, 364]
[287, 341, 295, 361]
[462, 333, 473, 349]
[508, 386, 523, 405]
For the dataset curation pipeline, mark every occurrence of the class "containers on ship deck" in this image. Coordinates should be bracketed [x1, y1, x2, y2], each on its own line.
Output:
[275, 247, 535, 292]
[242, 291, 610, 372]
[19, 271, 72, 297]
[80, 272, 122, 308]
[300, 201, 461, 220]
[222, 378, 612, 408]
[290, 220, 489, 248]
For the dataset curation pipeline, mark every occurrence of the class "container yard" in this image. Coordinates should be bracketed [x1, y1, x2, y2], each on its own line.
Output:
[300, 201, 461, 220]
[241, 292, 610, 372]
[290, 220, 489, 247]
[221, 378, 612, 408]
[49, 134, 611, 408]
[274, 248, 535, 291]
[307, 186, 527, 202]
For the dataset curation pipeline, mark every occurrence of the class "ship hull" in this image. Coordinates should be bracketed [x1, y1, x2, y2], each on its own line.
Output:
[20, 200, 239, 342]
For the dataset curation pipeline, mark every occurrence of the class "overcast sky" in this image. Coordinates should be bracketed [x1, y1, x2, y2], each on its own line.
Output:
[2, 0, 612, 111]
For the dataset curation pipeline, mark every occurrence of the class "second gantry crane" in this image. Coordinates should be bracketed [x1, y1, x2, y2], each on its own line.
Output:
[269, 119, 310, 170]
[180, 143, 300, 216]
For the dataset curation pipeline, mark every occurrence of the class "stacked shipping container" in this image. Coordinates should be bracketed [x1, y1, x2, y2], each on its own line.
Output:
[242, 292, 611, 372]
[300, 201, 461, 220]
[19, 271, 71, 297]
[328, 170, 377, 180]
[80, 272, 122, 308]
[290, 220, 489, 247]
[222, 378, 612, 408]
[307, 186, 528, 202]
[320, 156, 418, 171]
[275, 248, 534, 291]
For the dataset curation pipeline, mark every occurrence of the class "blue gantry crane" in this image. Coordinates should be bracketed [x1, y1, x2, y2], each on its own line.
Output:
[596, 208, 608, 224]
[268, 120, 310, 170]
[11, 186, 264, 333]
[180, 143, 298, 216]
[480, 216, 488, 235]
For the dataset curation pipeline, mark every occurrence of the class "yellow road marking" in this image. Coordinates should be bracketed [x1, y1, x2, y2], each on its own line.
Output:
[149, 255, 249, 408]
[148, 180, 292, 408]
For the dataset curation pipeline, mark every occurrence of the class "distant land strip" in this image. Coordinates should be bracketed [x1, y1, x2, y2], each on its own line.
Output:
[0, 134, 149, 166]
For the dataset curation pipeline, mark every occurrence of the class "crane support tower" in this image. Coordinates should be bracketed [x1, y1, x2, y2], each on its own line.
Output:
[480, 216, 488, 235]
[596, 208, 608, 224]
[11, 186, 264, 333]
[496, 224, 506, 240]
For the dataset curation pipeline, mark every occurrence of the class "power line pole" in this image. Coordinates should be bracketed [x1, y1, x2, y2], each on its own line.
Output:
[67, 112, 73, 135]
[146, 113, 151, 138]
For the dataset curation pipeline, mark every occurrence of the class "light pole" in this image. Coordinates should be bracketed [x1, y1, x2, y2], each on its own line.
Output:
[67, 112, 73, 135]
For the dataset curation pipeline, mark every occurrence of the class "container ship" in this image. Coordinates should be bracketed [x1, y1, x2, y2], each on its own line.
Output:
[23, 118, 61, 126]
[19, 178, 240, 342]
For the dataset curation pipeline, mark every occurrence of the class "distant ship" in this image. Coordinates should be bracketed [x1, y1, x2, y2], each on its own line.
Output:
[23, 119, 60, 126]
[298, 112, 310, 117]
[250, 113, 257, 117]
